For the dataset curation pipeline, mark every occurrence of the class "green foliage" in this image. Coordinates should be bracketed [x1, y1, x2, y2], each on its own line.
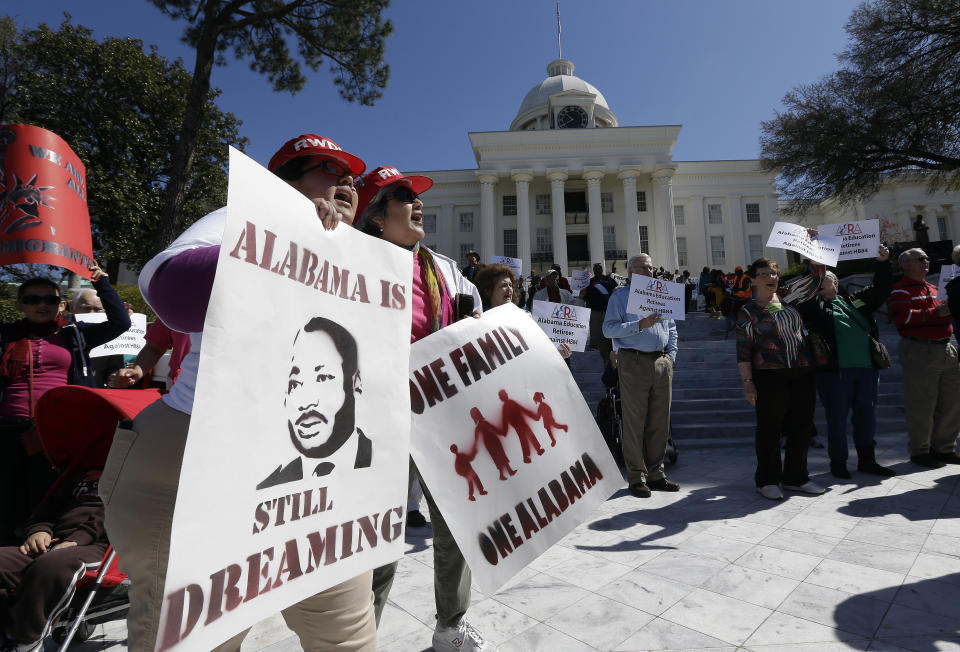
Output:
[151, 0, 392, 102]
[0, 15, 246, 269]
[760, 0, 960, 210]
[114, 282, 155, 321]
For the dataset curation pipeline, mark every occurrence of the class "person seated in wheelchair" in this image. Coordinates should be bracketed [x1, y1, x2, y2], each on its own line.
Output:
[0, 466, 107, 650]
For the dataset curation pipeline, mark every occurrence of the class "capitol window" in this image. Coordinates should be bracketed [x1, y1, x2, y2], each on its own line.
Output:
[535, 194, 552, 215]
[639, 225, 649, 254]
[503, 229, 518, 258]
[603, 225, 616, 256]
[708, 204, 722, 225]
[601, 192, 614, 213]
[749, 235, 763, 261]
[674, 205, 685, 226]
[711, 236, 726, 265]
[746, 203, 761, 223]
[459, 243, 474, 264]
[536, 227, 553, 257]
[423, 214, 436, 234]
[676, 237, 687, 267]
[503, 195, 517, 216]
[460, 212, 474, 233]
[636, 191, 647, 212]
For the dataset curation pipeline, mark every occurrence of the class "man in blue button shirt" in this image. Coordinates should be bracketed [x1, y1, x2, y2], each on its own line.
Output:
[603, 254, 679, 498]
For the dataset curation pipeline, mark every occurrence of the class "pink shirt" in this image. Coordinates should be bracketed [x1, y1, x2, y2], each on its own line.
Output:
[144, 320, 191, 381]
[0, 334, 72, 419]
[410, 252, 453, 343]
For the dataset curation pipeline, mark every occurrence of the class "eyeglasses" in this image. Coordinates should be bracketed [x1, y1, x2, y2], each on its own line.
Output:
[301, 158, 351, 180]
[916, 256, 930, 262]
[755, 271, 779, 278]
[388, 186, 419, 203]
[20, 294, 62, 306]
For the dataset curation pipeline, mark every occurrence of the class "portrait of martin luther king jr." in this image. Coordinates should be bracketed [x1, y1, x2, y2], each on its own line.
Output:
[257, 316, 372, 490]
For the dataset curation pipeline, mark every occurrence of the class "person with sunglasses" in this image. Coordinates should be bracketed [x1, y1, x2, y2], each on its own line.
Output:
[102, 135, 380, 651]
[0, 264, 130, 545]
[886, 247, 960, 468]
[354, 166, 490, 652]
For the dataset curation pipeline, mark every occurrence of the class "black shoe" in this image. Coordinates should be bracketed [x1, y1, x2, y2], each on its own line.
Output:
[648, 477, 680, 492]
[830, 463, 852, 479]
[932, 450, 960, 465]
[406, 509, 427, 528]
[857, 460, 896, 477]
[628, 482, 651, 498]
[911, 453, 946, 469]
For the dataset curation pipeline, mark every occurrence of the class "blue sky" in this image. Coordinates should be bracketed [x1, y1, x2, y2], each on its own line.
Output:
[10, 0, 862, 173]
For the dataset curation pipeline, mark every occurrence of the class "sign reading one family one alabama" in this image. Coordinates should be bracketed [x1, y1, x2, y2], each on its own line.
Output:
[821, 219, 881, 261]
[408, 303, 622, 593]
[156, 149, 413, 651]
[531, 299, 590, 352]
[625, 275, 686, 320]
[766, 221, 842, 266]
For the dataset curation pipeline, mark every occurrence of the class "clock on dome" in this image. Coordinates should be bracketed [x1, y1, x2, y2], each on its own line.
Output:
[556, 105, 588, 129]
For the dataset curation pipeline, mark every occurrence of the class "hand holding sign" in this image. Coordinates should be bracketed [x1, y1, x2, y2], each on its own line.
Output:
[766, 222, 842, 266]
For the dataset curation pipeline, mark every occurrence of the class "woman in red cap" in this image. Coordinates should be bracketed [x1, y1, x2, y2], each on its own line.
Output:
[354, 167, 490, 652]
[101, 135, 378, 651]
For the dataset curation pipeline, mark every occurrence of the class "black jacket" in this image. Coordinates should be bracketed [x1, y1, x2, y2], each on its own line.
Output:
[793, 261, 892, 371]
[0, 277, 131, 400]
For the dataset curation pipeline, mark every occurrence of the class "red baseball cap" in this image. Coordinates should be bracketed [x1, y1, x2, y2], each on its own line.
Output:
[268, 134, 366, 177]
[355, 166, 433, 216]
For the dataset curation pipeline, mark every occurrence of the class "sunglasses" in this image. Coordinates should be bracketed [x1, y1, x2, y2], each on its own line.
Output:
[301, 158, 351, 179]
[20, 294, 62, 306]
[388, 187, 419, 203]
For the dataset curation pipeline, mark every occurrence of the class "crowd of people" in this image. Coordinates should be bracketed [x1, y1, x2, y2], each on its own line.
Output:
[1, 128, 958, 652]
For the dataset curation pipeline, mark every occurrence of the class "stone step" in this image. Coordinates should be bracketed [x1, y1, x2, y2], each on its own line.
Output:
[672, 385, 904, 400]
[671, 415, 906, 440]
[669, 404, 904, 423]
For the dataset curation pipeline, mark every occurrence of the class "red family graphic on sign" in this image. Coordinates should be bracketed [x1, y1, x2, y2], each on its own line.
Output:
[451, 390, 568, 501]
[0, 124, 95, 277]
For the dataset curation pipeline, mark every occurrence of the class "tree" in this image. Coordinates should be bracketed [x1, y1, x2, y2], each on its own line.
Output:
[0, 16, 246, 272]
[152, 0, 392, 252]
[760, 0, 960, 211]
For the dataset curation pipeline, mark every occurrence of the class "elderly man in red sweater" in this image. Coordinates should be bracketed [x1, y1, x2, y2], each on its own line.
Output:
[887, 248, 960, 468]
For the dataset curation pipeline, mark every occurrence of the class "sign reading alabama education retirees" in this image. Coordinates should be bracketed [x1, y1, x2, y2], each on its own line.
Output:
[821, 219, 881, 261]
[408, 304, 621, 594]
[531, 300, 590, 352]
[156, 149, 413, 651]
[625, 274, 686, 320]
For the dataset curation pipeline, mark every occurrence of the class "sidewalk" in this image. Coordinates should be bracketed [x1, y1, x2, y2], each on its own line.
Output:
[74, 431, 960, 651]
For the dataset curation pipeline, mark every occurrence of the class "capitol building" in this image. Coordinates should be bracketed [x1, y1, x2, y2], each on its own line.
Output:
[410, 58, 960, 276]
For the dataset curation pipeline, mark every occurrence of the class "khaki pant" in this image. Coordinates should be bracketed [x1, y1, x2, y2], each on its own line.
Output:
[899, 338, 960, 456]
[617, 349, 674, 485]
[101, 399, 376, 652]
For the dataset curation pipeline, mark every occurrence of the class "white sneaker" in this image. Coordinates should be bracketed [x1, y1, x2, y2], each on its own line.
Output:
[756, 484, 783, 500]
[432, 619, 493, 652]
[782, 481, 826, 495]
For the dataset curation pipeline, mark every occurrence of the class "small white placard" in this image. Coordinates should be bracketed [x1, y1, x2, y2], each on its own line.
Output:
[625, 275, 687, 320]
[489, 255, 522, 280]
[766, 221, 842, 266]
[531, 300, 590, 352]
[821, 219, 881, 261]
[74, 312, 147, 357]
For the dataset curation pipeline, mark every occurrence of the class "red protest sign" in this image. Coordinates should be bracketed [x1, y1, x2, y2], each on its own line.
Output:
[0, 124, 95, 277]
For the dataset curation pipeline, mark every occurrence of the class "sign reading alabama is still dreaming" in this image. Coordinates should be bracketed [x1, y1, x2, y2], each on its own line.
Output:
[156, 150, 413, 651]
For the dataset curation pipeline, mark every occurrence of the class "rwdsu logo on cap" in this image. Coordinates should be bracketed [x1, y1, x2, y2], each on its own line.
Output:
[377, 167, 401, 180]
[293, 137, 343, 152]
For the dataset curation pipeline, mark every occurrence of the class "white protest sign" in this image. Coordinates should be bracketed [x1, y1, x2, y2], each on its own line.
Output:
[569, 269, 592, 294]
[531, 300, 590, 352]
[766, 221, 842, 266]
[611, 273, 628, 287]
[822, 219, 881, 261]
[489, 255, 522, 280]
[408, 304, 621, 594]
[156, 149, 413, 651]
[74, 312, 147, 357]
[938, 264, 960, 299]
[625, 275, 687, 320]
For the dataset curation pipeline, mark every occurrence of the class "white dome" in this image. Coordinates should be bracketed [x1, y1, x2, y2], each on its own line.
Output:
[510, 59, 616, 131]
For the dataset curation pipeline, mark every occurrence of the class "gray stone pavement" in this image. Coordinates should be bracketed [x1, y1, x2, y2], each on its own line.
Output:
[69, 438, 960, 651]
[66, 314, 960, 651]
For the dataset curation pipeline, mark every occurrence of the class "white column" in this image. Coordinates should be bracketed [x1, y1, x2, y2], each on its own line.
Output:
[652, 168, 679, 271]
[476, 172, 497, 262]
[584, 167, 606, 265]
[547, 169, 568, 272]
[618, 168, 641, 259]
[512, 170, 533, 273]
